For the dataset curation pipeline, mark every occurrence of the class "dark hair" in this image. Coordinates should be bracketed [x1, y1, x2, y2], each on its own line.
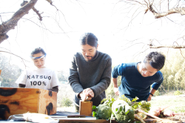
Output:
[31, 47, 46, 56]
[81, 33, 98, 47]
[144, 51, 165, 70]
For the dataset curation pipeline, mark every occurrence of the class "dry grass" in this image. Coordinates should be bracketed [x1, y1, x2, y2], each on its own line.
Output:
[150, 91, 185, 113]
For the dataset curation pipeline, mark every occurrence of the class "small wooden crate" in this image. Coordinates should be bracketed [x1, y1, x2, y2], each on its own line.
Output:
[0, 87, 57, 120]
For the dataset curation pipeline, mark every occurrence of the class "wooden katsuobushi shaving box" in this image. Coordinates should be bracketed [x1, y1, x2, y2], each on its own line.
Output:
[0, 87, 57, 120]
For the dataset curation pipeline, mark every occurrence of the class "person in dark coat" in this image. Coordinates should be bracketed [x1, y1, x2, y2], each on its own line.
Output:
[68, 32, 112, 111]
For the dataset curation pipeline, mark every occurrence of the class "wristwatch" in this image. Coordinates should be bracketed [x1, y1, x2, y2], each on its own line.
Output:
[149, 93, 153, 96]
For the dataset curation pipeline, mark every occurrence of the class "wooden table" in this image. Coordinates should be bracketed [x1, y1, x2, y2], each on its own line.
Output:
[54, 118, 182, 123]
[51, 111, 183, 123]
[1, 111, 184, 123]
[51, 114, 183, 123]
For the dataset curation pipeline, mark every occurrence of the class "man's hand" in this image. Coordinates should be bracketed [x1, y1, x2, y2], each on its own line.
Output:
[112, 78, 119, 96]
[114, 87, 119, 96]
[147, 89, 156, 101]
[147, 94, 152, 101]
[79, 88, 94, 101]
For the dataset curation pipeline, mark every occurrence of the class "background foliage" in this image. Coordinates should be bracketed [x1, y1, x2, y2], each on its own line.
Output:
[0, 54, 21, 87]
[160, 50, 185, 92]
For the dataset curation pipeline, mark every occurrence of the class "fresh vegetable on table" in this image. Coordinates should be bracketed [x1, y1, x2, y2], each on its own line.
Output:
[112, 99, 135, 123]
[92, 95, 151, 123]
[92, 97, 115, 120]
[93, 103, 112, 120]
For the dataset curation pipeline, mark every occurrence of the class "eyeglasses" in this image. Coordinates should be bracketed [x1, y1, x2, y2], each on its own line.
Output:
[31, 55, 46, 60]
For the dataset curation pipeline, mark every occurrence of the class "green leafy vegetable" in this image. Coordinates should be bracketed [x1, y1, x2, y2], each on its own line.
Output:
[92, 95, 151, 122]
[112, 99, 135, 123]
[93, 103, 112, 120]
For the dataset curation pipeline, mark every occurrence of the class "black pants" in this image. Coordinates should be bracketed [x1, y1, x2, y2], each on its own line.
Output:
[75, 104, 79, 112]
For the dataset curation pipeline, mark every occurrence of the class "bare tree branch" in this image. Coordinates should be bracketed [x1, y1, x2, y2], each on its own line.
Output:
[153, 7, 185, 18]
[125, 0, 185, 18]
[0, 0, 38, 43]
[46, 0, 59, 11]
[32, 7, 43, 21]
[150, 45, 185, 49]
[21, 1, 43, 21]
[0, 49, 29, 69]
[179, 48, 185, 59]
[0, 50, 29, 62]
[144, 0, 185, 18]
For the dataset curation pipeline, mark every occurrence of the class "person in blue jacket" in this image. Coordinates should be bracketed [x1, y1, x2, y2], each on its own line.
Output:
[112, 51, 165, 101]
